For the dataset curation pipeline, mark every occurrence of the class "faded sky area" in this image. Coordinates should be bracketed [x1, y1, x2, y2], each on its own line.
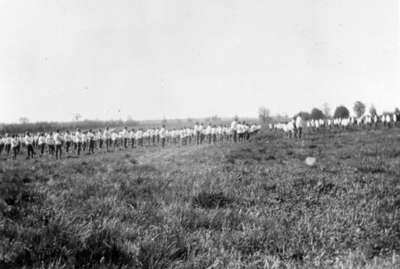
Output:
[0, 0, 398, 123]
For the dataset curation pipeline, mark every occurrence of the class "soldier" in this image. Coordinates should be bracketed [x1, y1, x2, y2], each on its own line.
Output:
[46, 132, 55, 155]
[75, 129, 82, 156]
[87, 129, 95, 154]
[295, 115, 304, 138]
[231, 119, 238, 143]
[24, 132, 35, 159]
[38, 133, 46, 156]
[54, 130, 63, 160]
[11, 135, 19, 160]
[64, 130, 72, 153]
[160, 125, 166, 147]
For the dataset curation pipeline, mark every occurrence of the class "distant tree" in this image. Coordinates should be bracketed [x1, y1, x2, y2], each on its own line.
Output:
[296, 111, 311, 121]
[258, 107, 271, 124]
[274, 114, 289, 123]
[395, 108, 400, 114]
[211, 115, 220, 122]
[73, 113, 82, 121]
[353, 101, 366, 118]
[334, 105, 350, 118]
[126, 115, 134, 122]
[322, 102, 331, 118]
[19, 117, 29, 124]
[310, 108, 325, 120]
[369, 105, 377, 116]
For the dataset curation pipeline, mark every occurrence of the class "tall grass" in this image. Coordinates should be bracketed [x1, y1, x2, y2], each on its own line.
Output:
[0, 129, 399, 268]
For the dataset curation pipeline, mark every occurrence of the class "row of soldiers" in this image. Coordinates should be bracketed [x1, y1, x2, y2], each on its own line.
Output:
[272, 113, 399, 138]
[0, 121, 262, 160]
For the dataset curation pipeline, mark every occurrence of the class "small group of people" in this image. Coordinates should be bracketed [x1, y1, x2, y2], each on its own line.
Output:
[271, 113, 399, 138]
[0, 120, 262, 161]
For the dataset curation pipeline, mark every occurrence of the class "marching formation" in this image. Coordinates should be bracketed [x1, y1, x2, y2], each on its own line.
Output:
[0, 121, 262, 160]
[271, 113, 399, 138]
[1, 112, 398, 161]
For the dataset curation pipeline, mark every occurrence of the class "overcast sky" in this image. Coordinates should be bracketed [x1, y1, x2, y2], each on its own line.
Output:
[0, 0, 398, 123]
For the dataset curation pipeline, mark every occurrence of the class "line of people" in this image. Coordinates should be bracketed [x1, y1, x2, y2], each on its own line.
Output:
[0, 121, 262, 160]
[271, 113, 399, 139]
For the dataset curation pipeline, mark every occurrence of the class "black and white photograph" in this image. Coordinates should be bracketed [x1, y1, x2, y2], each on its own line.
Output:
[0, 0, 399, 268]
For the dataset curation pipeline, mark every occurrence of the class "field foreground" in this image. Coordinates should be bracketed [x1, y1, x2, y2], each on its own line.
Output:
[1, 129, 400, 268]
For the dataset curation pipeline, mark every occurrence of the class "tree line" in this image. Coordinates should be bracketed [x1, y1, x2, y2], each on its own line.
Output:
[258, 101, 400, 124]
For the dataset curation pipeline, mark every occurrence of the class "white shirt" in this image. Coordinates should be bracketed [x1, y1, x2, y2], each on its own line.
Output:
[295, 116, 304, 128]
[38, 136, 46, 145]
[24, 135, 33, 145]
[159, 128, 166, 138]
[54, 133, 63, 145]
[205, 125, 212, 135]
[135, 130, 143, 139]
[231, 121, 238, 131]
[11, 138, 18, 148]
[46, 134, 55, 145]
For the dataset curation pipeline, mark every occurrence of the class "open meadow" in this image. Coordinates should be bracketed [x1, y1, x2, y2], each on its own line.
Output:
[1, 128, 399, 268]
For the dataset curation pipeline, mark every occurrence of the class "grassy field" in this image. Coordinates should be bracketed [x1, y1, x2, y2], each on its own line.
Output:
[1, 128, 399, 268]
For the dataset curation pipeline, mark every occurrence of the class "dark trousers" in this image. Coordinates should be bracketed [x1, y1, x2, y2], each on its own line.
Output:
[27, 144, 35, 159]
[40, 144, 45, 155]
[131, 138, 135, 148]
[65, 141, 71, 153]
[233, 131, 237, 143]
[161, 137, 166, 147]
[49, 145, 55, 155]
[77, 142, 82, 155]
[5, 144, 11, 155]
[89, 140, 95, 154]
[55, 144, 62, 159]
[297, 127, 303, 138]
[124, 138, 128, 148]
[196, 132, 201, 145]
[12, 146, 18, 160]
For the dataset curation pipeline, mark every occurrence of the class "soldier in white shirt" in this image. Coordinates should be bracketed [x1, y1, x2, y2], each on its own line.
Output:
[110, 131, 117, 149]
[0, 136, 3, 156]
[103, 127, 111, 151]
[194, 122, 199, 145]
[46, 132, 55, 155]
[159, 125, 167, 147]
[295, 115, 304, 138]
[129, 129, 136, 148]
[81, 131, 88, 152]
[135, 129, 143, 147]
[11, 135, 19, 160]
[24, 132, 35, 159]
[97, 129, 103, 149]
[386, 114, 392, 128]
[205, 123, 212, 144]
[54, 130, 63, 159]
[231, 119, 238, 143]
[38, 133, 46, 156]
[237, 123, 245, 142]
[121, 127, 128, 149]
[64, 131, 72, 153]
[86, 129, 95, 154]
[199, 123, 205, 144]
[75, 129, 82, 156]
